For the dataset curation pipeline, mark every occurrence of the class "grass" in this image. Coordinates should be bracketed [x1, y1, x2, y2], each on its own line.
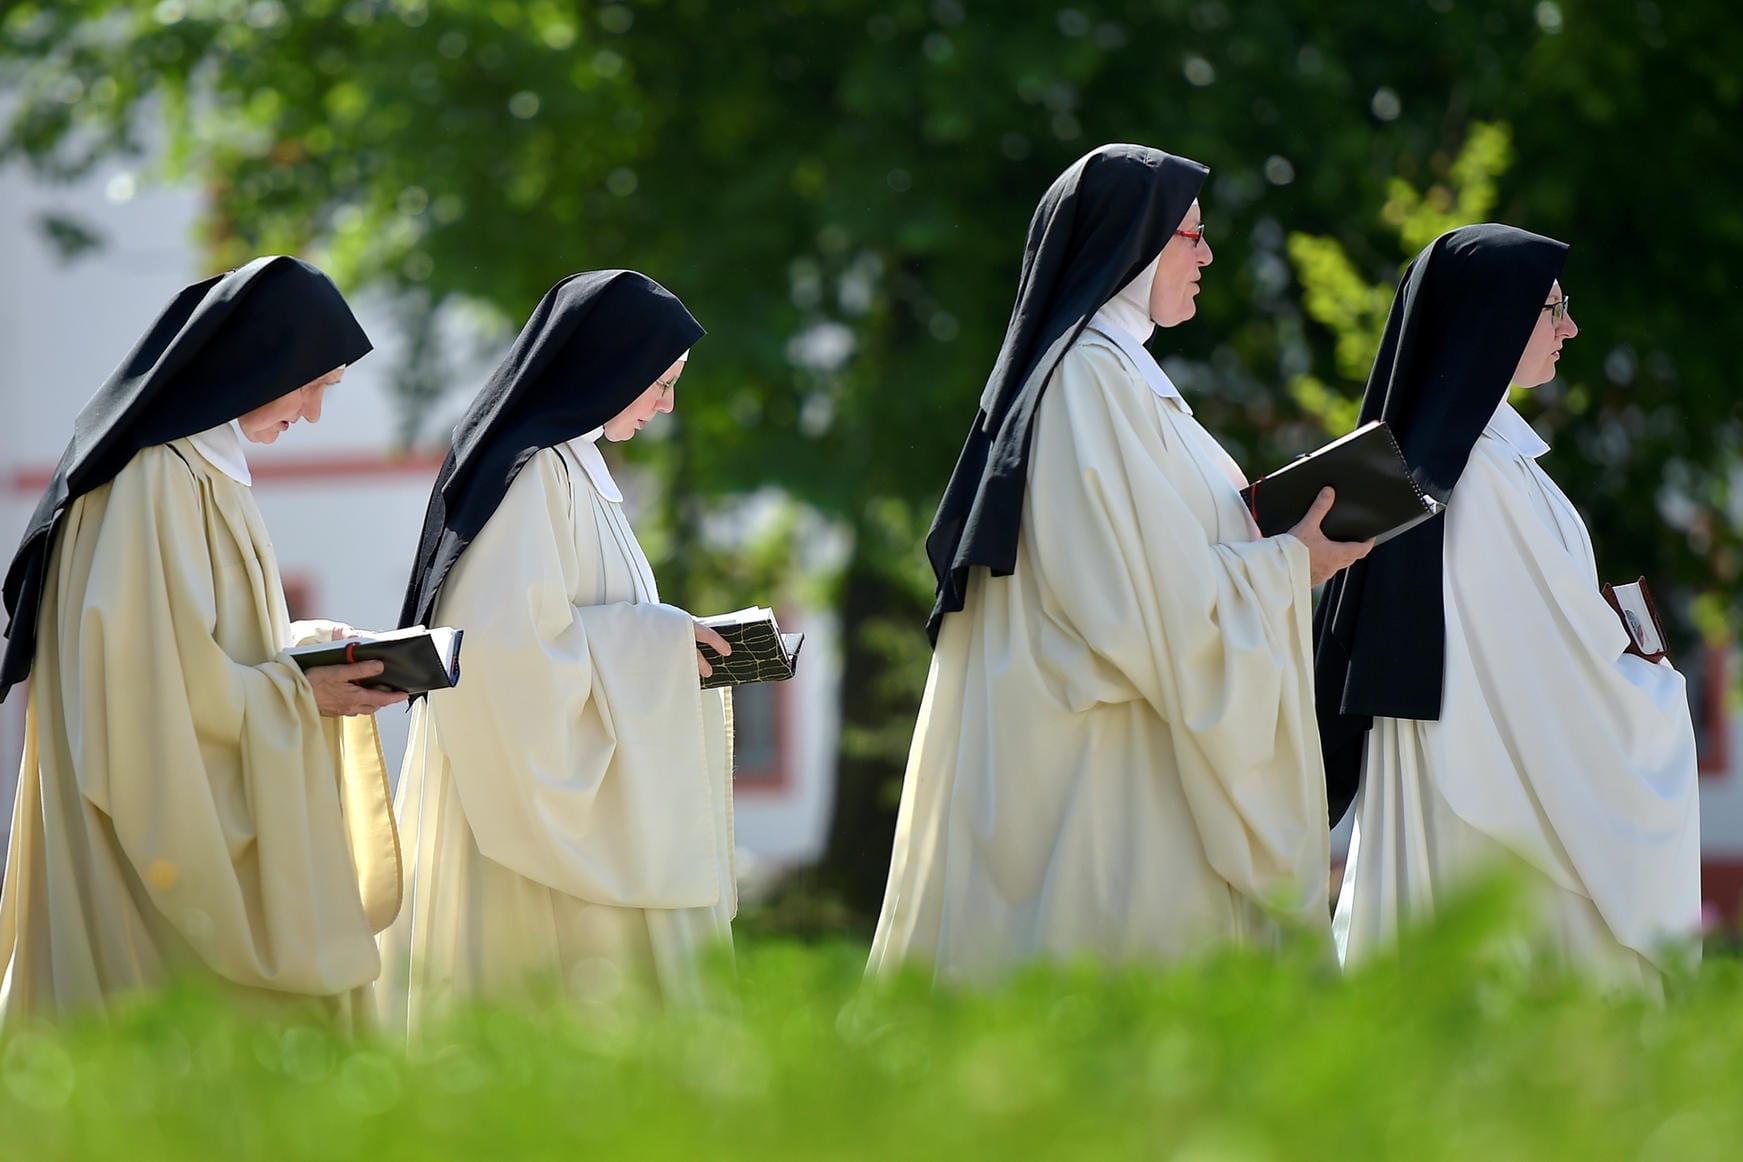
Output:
[5, 877, 1743, 1161]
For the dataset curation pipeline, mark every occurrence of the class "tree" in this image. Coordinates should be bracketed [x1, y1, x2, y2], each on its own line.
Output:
[6, 0, 1741, 920]
[1288, 120, 1518, 439]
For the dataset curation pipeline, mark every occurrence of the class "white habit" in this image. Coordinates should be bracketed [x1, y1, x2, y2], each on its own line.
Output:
[1335, 402, 1701, 983]
[869, 324, 1331, 984]
[379, 437, 735, 1035]
[0, 437, 400, 1027]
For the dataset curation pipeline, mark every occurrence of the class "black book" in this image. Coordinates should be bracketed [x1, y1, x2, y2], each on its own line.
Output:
[696, 606, 805, 690]
[287, 625, 464, 695]
[1239, 421, 1443, 545]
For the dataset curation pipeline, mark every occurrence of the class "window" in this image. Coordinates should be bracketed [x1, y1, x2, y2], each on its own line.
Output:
[1691, 643, 1731, 777]
[730, 681, 789, 790]
[281, 575, 315, 624]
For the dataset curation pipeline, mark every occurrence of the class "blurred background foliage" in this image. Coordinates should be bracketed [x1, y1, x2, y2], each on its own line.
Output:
[3, 0, 1738, 918]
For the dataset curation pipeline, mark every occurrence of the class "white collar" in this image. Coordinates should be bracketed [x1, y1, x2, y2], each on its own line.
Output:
[1084, 320, 1191, 414]
[1095, 256, 1159, 345]
[565, 428, 623, 502]
[1484, 399, 1550, 460]
[185, 420, 252, 486]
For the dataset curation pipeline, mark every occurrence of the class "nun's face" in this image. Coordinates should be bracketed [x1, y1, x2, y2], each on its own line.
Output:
[238, 365, 345, 444]
[1512, 280, 1578, 389]
[1149, 199, 1213, 327]
[602, 357, 685, 442]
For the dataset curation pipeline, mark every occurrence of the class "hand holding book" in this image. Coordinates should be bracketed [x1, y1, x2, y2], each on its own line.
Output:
[694, 620, 733, 680]
[694, 606, 805, 690]
[303, 659, 409, 716]
[287, 625, 465, 696]
[1241, 421, 1444, 545]
[1288, 487, 1376, 587]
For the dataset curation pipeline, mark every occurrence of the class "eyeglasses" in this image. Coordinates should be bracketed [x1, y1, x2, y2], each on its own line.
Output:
[1542, 295, 1571, 327]
[1174, 223, 1207, 249]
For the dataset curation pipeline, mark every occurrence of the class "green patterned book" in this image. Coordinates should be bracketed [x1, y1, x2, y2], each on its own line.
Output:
[696, 606, 805, 690]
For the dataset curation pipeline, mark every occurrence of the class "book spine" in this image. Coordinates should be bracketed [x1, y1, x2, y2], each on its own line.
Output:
[1379, 425, 1436, 509]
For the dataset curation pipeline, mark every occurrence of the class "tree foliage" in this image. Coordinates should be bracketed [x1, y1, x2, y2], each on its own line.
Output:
[5, 0, 1740, 913]
[1288, 120, 1517, 438]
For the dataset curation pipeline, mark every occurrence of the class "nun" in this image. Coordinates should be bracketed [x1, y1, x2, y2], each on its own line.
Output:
[868, 144, 1372, 984]
[381, 271, 734, 1033]
[1315, 224, 1701, 985]
[0, 257, 405, 1026]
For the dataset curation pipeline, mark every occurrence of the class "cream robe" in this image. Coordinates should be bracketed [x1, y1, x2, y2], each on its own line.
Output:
[0, 441, 401, 1026]
[1335, 404, 1701, 984]
[869, 327, 1330, 984]
[379, 442, 734, 1035]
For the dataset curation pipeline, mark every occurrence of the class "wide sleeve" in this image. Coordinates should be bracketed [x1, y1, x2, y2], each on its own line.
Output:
[1432, 449, 1700, 961]
[58, 447, 384, 994]
[426, 450, 723, 908]
[1023, 343, 1329, 911]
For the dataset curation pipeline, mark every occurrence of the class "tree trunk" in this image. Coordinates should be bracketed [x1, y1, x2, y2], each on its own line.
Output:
[812, 548, 927, 920]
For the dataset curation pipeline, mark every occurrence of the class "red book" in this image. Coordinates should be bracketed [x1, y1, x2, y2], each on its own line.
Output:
[1601, 577, 1668, 663]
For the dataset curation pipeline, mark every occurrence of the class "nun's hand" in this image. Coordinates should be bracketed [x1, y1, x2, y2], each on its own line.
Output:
[694, 621, 732, 679]
[1288, 487, 1375, 586]
[307, 660, 410, 716]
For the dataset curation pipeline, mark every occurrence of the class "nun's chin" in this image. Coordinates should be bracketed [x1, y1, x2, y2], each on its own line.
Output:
[1509, 361, 1556, 390]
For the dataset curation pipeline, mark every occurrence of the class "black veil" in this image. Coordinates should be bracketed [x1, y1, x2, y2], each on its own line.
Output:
[398, 270, 703, 630]
[1313, 223, 1568, 824]
[1, 256, 372, 701]
[923, 143, 1207, 641]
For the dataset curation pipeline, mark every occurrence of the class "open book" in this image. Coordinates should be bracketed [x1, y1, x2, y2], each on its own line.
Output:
[286, 625, 464, 695]
[1240, 420, 1444, 545]
[1602, 577, 1668, 663]
[696, 606, 805, 690]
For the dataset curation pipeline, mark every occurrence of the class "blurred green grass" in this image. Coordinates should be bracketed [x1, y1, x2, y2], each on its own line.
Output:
[5, 875, 1741, 1161]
